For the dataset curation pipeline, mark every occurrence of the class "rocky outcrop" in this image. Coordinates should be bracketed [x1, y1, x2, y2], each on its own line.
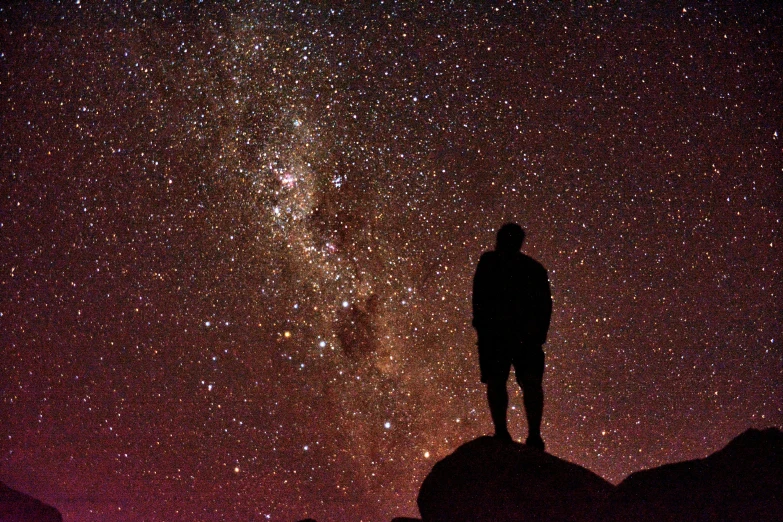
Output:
[416, 428, 783, 522]
[417, 436, 614, 522]
[0, 482, 63, 522]
[602, 427, 783, 521]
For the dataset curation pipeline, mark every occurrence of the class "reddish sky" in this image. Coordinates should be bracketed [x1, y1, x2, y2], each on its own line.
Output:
[2, 3, 781, 521]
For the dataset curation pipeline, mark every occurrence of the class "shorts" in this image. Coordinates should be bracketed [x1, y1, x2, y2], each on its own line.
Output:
[478, 333, 545, 384]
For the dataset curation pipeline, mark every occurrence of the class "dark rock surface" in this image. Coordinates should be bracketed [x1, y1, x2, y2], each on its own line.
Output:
[0, 482, 63, 522]
[417, 436, 614, 522]
[416, 428, 782, 522]
[601, 427, 783, 522]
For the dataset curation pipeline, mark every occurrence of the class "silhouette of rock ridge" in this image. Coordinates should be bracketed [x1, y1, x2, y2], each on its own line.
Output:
[417, 436, 613, 522]
[0, 482, 63, 522]
[414, 428, 782, 522]
[601, 427, 783, 522]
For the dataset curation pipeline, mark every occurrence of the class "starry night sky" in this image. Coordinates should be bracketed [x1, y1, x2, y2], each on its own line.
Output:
[1, 2, 781, 521]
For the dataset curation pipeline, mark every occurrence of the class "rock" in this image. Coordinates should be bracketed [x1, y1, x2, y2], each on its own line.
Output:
[0, 482, 63, 522]
[602, 427, 783, 521]
[417, 436, 614, 522]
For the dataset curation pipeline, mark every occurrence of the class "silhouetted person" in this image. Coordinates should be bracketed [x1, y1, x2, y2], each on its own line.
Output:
[472, 223, 552, 449]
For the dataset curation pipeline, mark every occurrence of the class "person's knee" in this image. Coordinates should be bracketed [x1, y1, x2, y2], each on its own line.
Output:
[487, 379, 507, 398]
[517, 373, 542, 394]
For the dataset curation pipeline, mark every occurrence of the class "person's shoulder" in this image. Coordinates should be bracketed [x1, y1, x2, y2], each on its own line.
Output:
[518, 253, 547, 273]
[479, 250, 498, 263]
[476, 251, 500, 273]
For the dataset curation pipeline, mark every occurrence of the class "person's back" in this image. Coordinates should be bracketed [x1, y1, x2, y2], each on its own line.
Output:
[473, 247, 551, 346]
[472, 223, 552, 449]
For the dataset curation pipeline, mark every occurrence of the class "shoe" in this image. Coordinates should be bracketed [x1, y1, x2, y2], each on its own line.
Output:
[525, 434, 545, 451]
[493, 430, 514, 444]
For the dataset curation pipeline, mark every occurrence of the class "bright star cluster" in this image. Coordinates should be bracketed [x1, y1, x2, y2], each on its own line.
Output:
[1, 3, 781, 521]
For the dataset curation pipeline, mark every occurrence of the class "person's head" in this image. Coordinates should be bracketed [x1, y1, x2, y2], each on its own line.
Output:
[496, 223, 525, 252]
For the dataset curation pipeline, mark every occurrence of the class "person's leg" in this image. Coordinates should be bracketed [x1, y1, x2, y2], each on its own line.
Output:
[486, 378, 511, 440]
[515, 346, 545, 449]
[519, 371, 543, 442]
[479, 335, 513, 441]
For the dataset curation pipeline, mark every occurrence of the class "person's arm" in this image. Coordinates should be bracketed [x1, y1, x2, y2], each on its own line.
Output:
[472, 253, 489, 331]
[537, 266, 553, 343]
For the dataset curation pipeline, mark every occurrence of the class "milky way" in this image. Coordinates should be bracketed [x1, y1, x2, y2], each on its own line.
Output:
[2, 3, 781, 521]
